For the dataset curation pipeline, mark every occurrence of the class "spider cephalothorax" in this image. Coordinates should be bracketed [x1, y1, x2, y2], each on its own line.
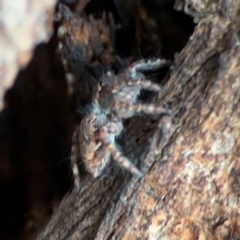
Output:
[92, 59, 170, 118]
[73, 58, 171, 187]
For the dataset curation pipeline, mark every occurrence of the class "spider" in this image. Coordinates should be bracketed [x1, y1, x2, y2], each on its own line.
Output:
[92, 58, 171, 118]
[72, 58, 171, 188]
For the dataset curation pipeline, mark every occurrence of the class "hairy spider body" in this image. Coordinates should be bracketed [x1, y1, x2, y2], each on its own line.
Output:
[75, 58, 170, 184]
[92, 58, 170, 118]
[79, 105, 143, 178]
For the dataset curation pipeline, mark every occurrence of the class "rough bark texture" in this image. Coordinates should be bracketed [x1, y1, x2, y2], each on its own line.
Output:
[36, 0, 240, 239]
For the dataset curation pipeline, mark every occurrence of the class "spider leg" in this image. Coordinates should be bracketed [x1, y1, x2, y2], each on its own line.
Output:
[129, 58, 171, 75]
[70, 127, 81, 192]
[113, 101, 169, 115]
[109, 59, 170, 95]
[99, 119, 143, 178]
[112, 78, 163, 93]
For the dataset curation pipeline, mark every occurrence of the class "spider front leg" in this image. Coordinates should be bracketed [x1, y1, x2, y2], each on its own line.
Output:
[99, 116, 143, 178]
[113, 101, 170, 115]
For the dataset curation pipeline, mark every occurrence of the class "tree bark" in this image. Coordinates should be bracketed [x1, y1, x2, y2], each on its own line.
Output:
[36, 0, 240, 239]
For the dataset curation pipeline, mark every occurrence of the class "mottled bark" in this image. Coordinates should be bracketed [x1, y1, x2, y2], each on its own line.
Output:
[36, 0, 240, 239]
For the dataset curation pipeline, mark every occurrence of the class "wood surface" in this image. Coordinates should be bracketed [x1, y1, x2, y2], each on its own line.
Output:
[36, 0, 240, 239]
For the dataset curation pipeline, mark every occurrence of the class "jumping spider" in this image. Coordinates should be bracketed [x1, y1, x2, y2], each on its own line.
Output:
[72, 58, 171, 188]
